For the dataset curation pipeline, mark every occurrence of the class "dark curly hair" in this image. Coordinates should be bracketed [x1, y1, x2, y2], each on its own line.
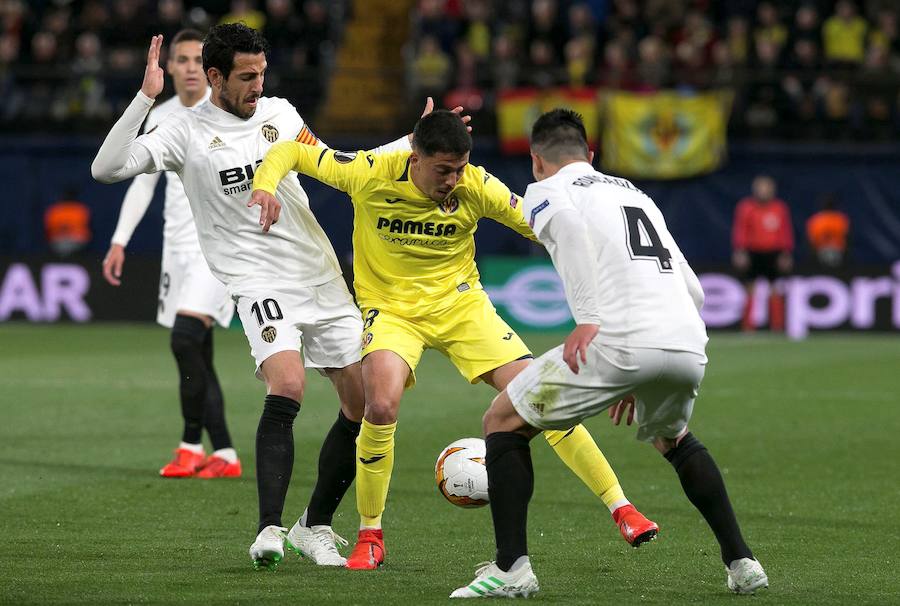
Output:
[412, 110, 472, 157]
[202, 23, 270, 80]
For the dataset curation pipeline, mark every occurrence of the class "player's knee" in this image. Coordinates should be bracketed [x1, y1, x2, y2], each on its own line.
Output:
[364, 397, 399, 424]
[170, 316, 208, 359]
[661, 432, 706, 471]
[268, 376, 305, 402]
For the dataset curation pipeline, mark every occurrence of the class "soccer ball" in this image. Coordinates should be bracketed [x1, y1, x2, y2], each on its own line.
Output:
[435, 438, 489, 508]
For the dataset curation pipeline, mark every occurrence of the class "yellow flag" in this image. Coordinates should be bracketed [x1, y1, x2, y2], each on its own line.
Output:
[602, 91, 733, 179]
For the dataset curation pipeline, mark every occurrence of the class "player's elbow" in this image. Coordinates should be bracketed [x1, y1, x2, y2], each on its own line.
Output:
[91, 159, 117, 184]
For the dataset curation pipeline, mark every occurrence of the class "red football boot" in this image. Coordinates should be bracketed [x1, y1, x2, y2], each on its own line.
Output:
[613, 504, 659, 548]
[345, 529, 385, 570]
[159, 447, 205, 478]
[196, 455, 242, 478]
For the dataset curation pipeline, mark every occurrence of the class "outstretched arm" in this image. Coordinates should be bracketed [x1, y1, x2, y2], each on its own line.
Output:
[91, 36, 166, 183]
[102, 172, 163, 285]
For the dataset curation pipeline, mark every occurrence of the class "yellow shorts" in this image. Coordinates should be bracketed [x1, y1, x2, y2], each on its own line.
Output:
[360, 290, 531, 389]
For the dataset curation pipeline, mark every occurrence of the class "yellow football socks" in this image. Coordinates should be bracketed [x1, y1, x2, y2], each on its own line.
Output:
[543, 425, 627, 512]
[356, 419, 397, 529]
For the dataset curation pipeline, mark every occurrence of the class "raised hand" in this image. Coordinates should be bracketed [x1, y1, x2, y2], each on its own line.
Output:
[418, 97, 473, 133]
[141, 35, 165, 100]
[102, 244, 126, 286]
[248, 189, 281, 233]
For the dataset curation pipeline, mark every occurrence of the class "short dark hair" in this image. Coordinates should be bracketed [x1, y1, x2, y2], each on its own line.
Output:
[170, 28, 203, 52]
[530, 108, 589, 163]
[412, 110, 472, 157]
[202, 23, 270, 80]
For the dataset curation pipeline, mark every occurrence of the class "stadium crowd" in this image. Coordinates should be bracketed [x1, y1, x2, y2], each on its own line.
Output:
[2, 0, 898, 139]
[408, 0, 900, 139]
[0, 0, 341, 131]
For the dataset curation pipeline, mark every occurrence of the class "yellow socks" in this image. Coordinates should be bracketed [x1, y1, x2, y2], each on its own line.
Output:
[356, 419, 397, 529]
[543, 425, 628, 512]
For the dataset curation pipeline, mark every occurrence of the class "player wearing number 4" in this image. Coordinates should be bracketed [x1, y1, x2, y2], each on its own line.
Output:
[92, 24, 417, 570]
[101, 29, 239, 480]
[252, 110, 658, 570]
[450, 110, 768, 598]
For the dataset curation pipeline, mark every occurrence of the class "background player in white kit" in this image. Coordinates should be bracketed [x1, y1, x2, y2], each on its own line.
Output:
[451, 110, 768, 598]
[92, 24, 414, 570]
[101, 29, 240, 480]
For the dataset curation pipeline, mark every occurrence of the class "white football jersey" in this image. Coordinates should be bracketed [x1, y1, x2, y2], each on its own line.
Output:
[523, 161, 707, 354]
[134, 97, 340, 292]
[143, 91, 209, 251]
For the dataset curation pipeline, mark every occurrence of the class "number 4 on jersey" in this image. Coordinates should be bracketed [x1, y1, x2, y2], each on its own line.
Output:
[621, 206, 673, 272]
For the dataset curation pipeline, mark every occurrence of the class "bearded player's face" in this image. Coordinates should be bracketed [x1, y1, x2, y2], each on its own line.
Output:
[213, 52, 266, 119]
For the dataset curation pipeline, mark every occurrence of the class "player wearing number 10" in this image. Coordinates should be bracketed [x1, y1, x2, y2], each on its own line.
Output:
[92, 24, 412, 570]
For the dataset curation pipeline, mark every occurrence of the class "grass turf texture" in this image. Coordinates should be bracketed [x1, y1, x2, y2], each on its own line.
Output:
[0, 324, 896, 605]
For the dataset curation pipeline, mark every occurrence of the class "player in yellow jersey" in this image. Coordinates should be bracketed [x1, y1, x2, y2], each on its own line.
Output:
[251, 110, 658, 569]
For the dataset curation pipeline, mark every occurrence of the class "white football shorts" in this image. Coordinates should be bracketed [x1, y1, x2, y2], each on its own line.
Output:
[157, 247, 234, 328]
[235, 275, 363, 379]
[507, 341, 707, 442]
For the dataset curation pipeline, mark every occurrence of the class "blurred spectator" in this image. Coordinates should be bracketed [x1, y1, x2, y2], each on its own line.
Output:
[263, 0, 303, 67]
[298, 0, 332, 68]
[731, 175, 793, 331]
[45, 188, 91, 257]
[491, 32, 521, 90]
[414, 0, 458, 54]
[725, 15, 750, 64]
[634, 35, 670, 90]
[753, 2, 787, 59]
[822, 0, 867, 67]
[564, 35, 594, 87]
[527, 38, 560, 88]
[458, 0, 493, 66]
[781, 39, 826, 134]
[596, 39, 636, 89]
[790, 4, 820, 46]
[411, 34, 452, 99]
[528, 0, 567, 59]
[806, 194, 849, 268]
[157, 0, 188, 42]
[219, 0, 266, 31]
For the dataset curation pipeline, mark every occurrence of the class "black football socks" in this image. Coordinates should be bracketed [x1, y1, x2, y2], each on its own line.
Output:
[199, 327, 233, 450]
[256, 394, 300, 532]
[170, 315, 209, 445]
[304, 410, 362, 527]
[485, 431, 534, 572]
[665, 432, 753, 565]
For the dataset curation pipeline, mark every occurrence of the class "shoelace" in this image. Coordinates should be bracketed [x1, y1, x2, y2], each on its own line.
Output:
[261, 526, 287, 543]
[473, 561, 495, 578]
[312, 527, 349, 552]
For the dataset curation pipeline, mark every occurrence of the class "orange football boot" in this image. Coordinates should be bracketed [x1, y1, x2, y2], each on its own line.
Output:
[159, 447, 205, 478]
[196, 455, 242, 478]
[613, 504, 659, 547]
[345, 529, 385, 570]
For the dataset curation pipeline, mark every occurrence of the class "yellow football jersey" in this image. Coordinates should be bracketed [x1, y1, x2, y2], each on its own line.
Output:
[254, 143, 536, 316]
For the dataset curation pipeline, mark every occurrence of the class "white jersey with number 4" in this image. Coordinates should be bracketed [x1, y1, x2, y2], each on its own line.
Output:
[522, 162, 707, 354]
[134, 96, 340, 293]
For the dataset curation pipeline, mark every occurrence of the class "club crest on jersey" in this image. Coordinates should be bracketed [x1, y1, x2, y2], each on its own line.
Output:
[261, 325, 277, 343]
[261, 124, 279, 143]
[438, 194, 460, 214]
[334, 151, 357, 164]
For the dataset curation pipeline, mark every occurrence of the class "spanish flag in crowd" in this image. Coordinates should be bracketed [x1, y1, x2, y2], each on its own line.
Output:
[497, 88, 600, 154]
[601, 91, 733, 179]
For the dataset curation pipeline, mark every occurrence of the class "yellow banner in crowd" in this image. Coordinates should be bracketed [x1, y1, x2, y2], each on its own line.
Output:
[497, 88, 600, 154]
[601, 91, 733, 179]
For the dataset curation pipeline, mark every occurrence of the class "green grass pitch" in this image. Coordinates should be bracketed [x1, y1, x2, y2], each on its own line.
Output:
[0, 324, 896, 605]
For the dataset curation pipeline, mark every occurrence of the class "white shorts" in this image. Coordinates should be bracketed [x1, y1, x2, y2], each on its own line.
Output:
[235, 276, 363, 379]
[508, 342, 707, 442]
[157, 247, 234, 328]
